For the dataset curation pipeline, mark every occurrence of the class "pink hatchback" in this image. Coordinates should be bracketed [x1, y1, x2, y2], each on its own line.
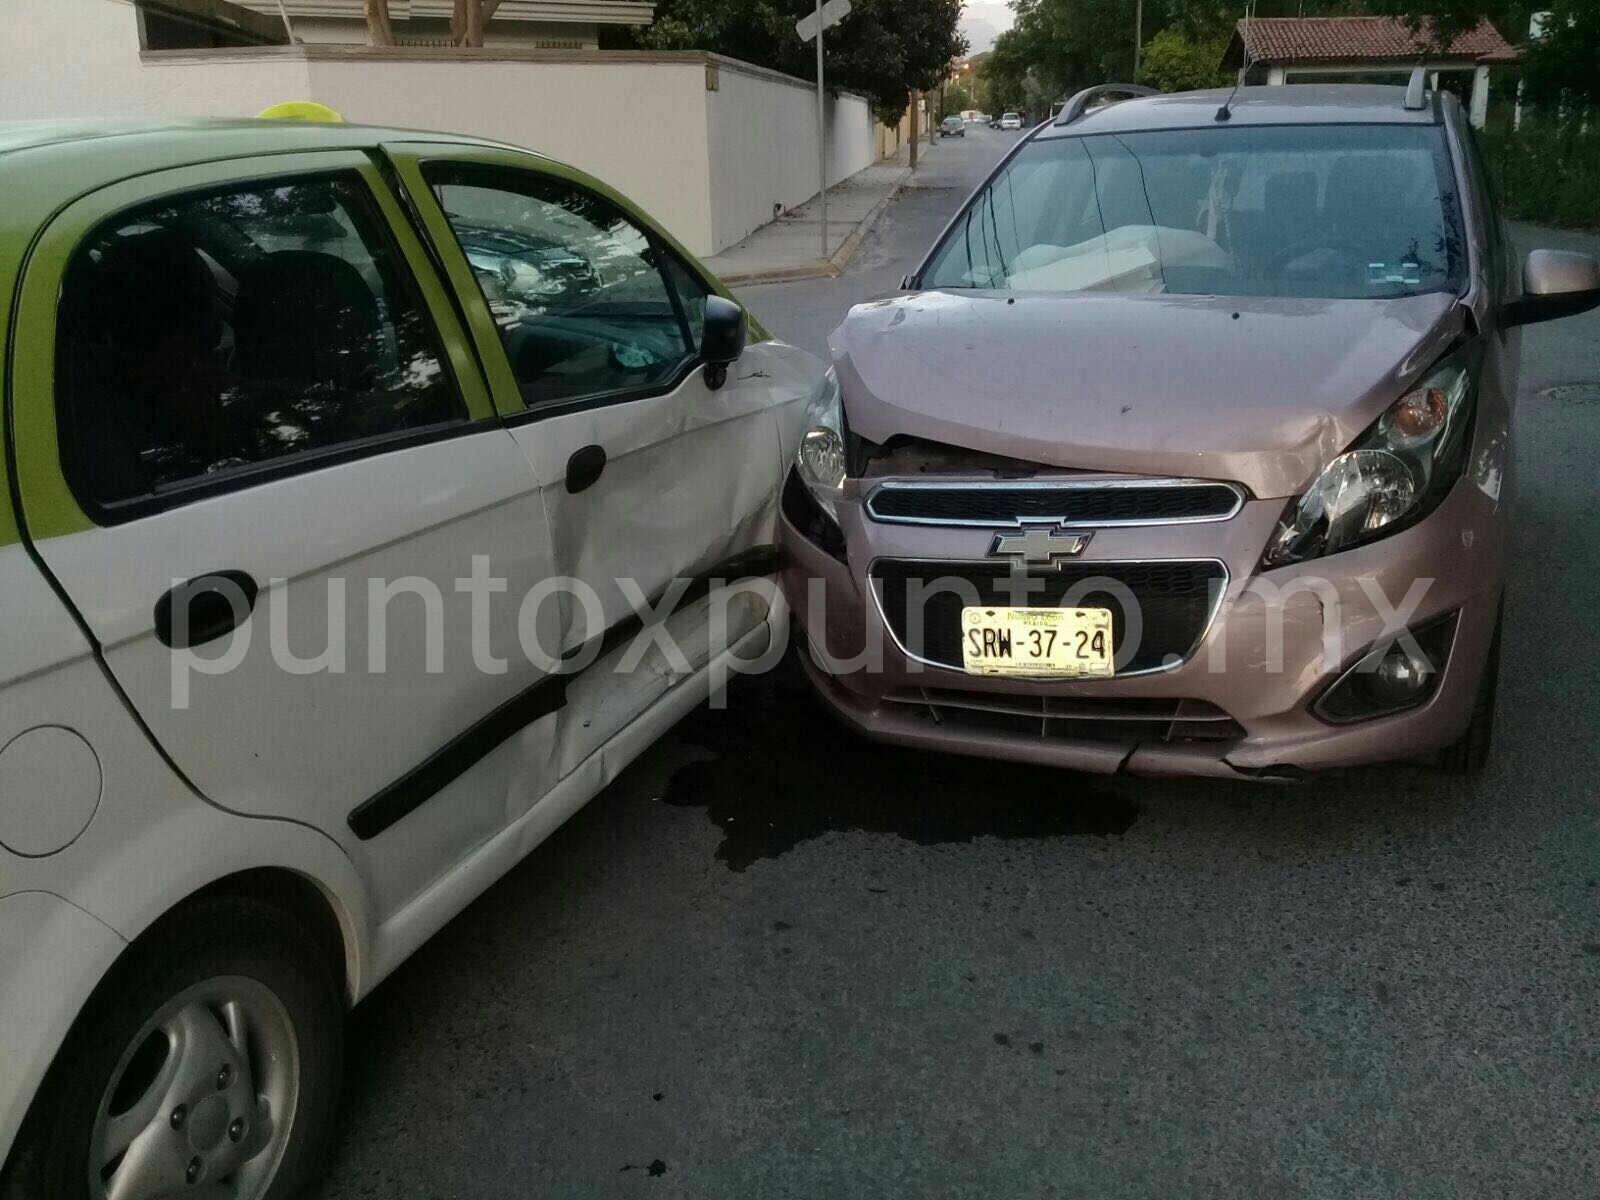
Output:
[779, 81, 1600, 778]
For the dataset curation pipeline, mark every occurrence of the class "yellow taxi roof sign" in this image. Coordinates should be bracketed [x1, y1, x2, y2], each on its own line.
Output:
[256, 101, 347, 123]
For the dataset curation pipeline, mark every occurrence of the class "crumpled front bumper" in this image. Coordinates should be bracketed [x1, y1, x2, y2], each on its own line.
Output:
[778, 463, 1506, 778]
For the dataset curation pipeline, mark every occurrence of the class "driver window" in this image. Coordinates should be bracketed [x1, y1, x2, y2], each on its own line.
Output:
[425, 166, 690, 410]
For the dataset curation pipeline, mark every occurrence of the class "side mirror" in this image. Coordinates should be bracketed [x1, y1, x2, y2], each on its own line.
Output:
[700, 294, 746, 390]
[1504, 249, 1600, 327]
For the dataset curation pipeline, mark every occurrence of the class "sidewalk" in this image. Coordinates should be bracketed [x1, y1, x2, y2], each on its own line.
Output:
[704, 140, 926, 286]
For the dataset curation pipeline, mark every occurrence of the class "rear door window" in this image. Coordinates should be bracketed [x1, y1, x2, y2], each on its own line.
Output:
[56, 173, 464, 515]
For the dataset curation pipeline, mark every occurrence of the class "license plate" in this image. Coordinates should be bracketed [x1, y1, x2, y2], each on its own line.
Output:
[960, 606, 1115, 677]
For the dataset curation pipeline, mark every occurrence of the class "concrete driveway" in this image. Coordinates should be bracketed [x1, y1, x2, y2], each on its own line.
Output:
[313, 128, 1600, 1200]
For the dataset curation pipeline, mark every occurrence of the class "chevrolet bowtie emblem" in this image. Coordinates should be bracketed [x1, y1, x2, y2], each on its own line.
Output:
[989, 527, 1093, 566]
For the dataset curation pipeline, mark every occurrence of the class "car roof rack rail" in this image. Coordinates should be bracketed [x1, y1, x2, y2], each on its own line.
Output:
[1403, 64, 1428, 110]
[1054, 83, 1159, 126]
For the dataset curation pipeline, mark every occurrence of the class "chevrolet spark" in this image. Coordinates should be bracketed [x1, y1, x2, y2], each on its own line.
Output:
[0, 117, 822, 1197]
[780, 81, 1600, 779]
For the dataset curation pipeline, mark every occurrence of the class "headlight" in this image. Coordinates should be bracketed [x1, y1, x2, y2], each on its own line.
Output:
[507, 259, 563, 297]
[1264, 343, 1479, 567]
[796, 368, 846, 519]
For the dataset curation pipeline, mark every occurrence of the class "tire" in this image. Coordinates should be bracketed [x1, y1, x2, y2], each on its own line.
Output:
[1, 895, 343, 1200]
[1439, 603, 1503, 775]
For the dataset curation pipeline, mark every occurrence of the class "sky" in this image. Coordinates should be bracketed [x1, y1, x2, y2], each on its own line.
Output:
[960, 1, 1015, 55]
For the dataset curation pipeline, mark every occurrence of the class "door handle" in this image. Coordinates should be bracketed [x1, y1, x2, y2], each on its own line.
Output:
[154, 570, 260, 649]
[565, 444, 607, 494]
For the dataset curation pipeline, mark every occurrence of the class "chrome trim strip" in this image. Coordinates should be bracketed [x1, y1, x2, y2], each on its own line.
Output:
[864, 477, 1247, 528]
[865, 556, 1232, 681]
[882, 690, 1238, 720]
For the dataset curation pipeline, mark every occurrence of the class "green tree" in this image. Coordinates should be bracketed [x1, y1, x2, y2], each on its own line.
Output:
[942, 80, 974, 116]
[1136, 28, 1230, 91]
[980, 27, 1033, 115]
[983, 0, 1148, 116]
[1519, 0, 1599, 107]
[986, 0, 1595, 112]
[606, 0, 967, 125]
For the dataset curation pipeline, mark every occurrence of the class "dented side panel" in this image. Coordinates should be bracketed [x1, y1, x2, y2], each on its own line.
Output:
[506, 339, 817, 655]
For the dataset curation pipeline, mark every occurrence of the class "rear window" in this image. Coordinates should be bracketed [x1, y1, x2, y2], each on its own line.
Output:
[922, 124, 1466, 300]
[56, 173, 462, 515]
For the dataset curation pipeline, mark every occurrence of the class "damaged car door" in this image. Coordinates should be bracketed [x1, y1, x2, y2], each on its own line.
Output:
[392, 146, 814, 769]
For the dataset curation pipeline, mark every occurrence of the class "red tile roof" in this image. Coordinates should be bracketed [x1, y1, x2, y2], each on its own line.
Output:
[1230, 16, 1519, 66]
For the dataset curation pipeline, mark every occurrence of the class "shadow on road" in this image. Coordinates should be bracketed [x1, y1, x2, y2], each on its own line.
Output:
[661, 659, 1141, 871]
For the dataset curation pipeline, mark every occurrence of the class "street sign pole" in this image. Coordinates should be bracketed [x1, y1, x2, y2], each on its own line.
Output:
[1133, 0, 1143, 77]
[797, 0, 849, 260]
[815, 0, 826, 258]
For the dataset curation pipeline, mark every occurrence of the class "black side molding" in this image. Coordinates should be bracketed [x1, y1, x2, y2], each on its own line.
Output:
[559, 543, 779, 671]
[347, 674, 566, 840]
[346, 544, 779, 841]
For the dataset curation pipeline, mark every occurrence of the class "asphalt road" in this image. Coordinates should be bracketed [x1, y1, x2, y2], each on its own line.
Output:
[314, 127, 1600, 1199]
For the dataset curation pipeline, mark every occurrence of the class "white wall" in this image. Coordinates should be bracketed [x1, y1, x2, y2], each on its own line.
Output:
[0, 6, 878, 257]
[703, 57, 877, 253]
[0, 0, 311, 121]
[830, 92, 875, 186]
[299, 56, 715, 251]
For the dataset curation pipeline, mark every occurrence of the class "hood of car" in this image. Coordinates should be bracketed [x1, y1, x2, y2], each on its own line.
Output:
[829, 289, 1464, 498]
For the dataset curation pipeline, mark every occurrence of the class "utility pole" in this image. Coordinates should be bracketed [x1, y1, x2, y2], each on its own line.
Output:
[909, 91, 919, 169]
[815, 0, 827, 257]
[1133, 0, 1143, 77]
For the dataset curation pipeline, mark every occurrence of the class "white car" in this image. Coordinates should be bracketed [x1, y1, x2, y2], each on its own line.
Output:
[999, 112, 1024, 130]
[0, 116, 820, 1199]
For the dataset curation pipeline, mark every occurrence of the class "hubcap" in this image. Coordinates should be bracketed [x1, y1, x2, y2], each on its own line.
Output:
[88, 977, 299, 1200]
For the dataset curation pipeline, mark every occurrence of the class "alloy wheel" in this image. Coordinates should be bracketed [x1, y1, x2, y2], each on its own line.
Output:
[87, 976, 299, 1200]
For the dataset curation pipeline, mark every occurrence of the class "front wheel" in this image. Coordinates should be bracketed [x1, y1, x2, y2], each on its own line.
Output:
[1, 895, 343, 1200]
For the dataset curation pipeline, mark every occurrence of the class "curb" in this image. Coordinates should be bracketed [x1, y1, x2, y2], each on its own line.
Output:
[828, 164, 913, 272]
[715, 163, 915, 287]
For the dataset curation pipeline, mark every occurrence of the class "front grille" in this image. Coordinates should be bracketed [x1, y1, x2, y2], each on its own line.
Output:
[869, 559, 1226, 675]
[866, 480, 1242, 526]
[884, 688, 1244, 743]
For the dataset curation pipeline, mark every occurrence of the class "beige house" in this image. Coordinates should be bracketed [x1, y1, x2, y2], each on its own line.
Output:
[232, 0, 655, 49]
[1221, 16, 1519, 129]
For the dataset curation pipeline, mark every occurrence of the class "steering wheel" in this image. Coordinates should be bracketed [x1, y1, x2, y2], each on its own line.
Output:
[1264, 237, 1373, 280]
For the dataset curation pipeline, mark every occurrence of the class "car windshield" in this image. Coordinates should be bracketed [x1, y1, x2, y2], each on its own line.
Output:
[922, 123, 1466, 300]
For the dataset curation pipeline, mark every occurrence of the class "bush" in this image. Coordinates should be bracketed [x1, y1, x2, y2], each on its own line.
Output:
[1478, 118, 1600, 231]
[1136, 29, 1231, 94]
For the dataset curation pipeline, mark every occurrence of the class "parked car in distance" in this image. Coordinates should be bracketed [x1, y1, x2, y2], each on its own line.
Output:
[940, 115, 966, 138]
[0, 113, 823, 1199]
[999, 112, 1023, 130]
[779, 81, 1600, 780]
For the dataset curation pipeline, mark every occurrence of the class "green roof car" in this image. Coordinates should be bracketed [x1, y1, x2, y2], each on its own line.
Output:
[0, 116, 823, 1199]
